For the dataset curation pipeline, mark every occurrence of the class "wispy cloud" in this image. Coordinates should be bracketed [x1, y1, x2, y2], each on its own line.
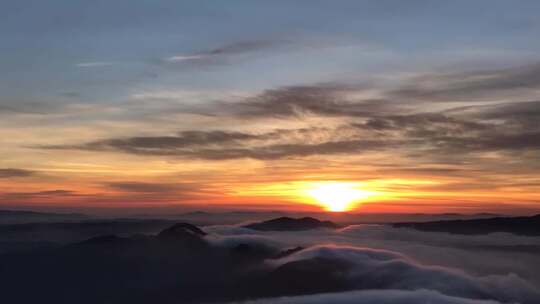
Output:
[0, 168, 36, 178]
[36, 94, 540, 179]
[1, 189, 78, 199]
[163, 39, 291, 67]
[165, 55, 206, 62]
[75, 62, 115, 68]
[105, 181, 198, 194]
[388, 63, 540, 102]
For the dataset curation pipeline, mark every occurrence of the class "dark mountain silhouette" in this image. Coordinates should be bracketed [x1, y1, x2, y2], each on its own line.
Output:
[0, 209, 88, 224]
[0, 220, 363, 304]
[393, 214, 540, 236]
[0, 221, 318, 304]
[156, 222, 209, 250]
[0, 219, 178, 244]
[170, 211, 503, 226]
[158, 222, 207, 237]
[244, 217, 339, 231]
[1, 220, 539, 304]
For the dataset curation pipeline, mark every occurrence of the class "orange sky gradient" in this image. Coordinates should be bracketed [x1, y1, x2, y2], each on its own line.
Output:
[2, 2, 540, 215]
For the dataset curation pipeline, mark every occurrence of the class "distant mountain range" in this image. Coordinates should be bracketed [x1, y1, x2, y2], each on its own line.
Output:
[0, 209, 88, 224]
[244, 217, 339, 231]
[0, 208, 507, 226]
[394, 214, 540, 236]
[1, 215, 539, 303]
[0, 219, 178, 244]
[0, 220, 338, 304]
[170, 211, 507, 227]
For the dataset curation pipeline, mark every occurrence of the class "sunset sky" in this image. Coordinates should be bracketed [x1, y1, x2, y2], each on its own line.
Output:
[1, 0, 540, 214]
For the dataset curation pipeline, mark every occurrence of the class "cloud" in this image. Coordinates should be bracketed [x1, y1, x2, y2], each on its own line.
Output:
[0, 168, 36, 178]
[74, 62, 114, 68]
[105, 181, 197, 194]
[446, 100, 540, 130]
[98, 181, 218, 202]
[208, 223, 540, 288]
[2, 220, 540, 303]
[389, 63, 540, 102]
[166, 55, 206, 62]
[233, 289, 503, 304]
[163, 39, 290, 67]
[40, 101, 540, 161]
[221, 64, 540, 119]
[0, 101, 64, 115]
[351, 111, 540, 153]
[223, 63, 540, 120]
[42, 128, 397, 160]
[172, 139, 395, 160]
[28, 62, 540, 168]
[230, 84, 400, 118]
[202, 40, 288, 56]
[49, 130, 272, 155]
[354, 113, 489, 135]
[268, 245, 540, 303]
[0, 189, 77, 199]
[204, 236, 540, 303]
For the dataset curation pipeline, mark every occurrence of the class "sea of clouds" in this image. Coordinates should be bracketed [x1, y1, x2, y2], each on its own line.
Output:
[204, 224, 540, 304]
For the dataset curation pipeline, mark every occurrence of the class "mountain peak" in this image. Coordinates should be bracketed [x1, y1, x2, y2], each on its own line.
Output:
[158, 222, 207, 237]
[244, 217, 339, 231]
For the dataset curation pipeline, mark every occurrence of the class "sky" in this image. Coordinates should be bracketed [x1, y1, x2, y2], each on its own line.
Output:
[1, 0, 540, 214]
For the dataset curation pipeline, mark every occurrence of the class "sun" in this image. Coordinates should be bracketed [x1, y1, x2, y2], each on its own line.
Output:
[305, 182, 374, 212]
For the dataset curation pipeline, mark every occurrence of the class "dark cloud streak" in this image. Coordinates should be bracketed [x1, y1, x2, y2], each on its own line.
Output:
[105, 182, 198, 194]
[0, 168, 36, 178]
[389, 63, 540, 102]
[232, 84, 404, 118]
[40, 102, 540, 161]
[162, 39, 293, 68]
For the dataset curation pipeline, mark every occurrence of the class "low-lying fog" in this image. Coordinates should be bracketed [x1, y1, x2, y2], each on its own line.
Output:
[207, 223, 540, 303]
[1, 215, 539, 304]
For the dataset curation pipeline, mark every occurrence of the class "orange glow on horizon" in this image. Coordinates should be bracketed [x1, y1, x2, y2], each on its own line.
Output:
[305, 182, 375, 212]
[230, 180, 388, 212]
[3, 171, 540, 214]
